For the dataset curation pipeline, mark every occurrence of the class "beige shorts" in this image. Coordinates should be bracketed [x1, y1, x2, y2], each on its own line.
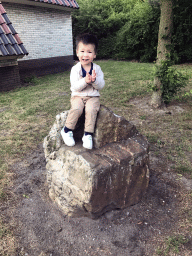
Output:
[65, 96, 100, 133]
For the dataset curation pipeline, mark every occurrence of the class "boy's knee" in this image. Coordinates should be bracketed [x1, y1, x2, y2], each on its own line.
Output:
[70, 107, 84, 117]
[86, 103, 100, 113]
[75, 107, 84, 115]
[86, 106, 98, 114]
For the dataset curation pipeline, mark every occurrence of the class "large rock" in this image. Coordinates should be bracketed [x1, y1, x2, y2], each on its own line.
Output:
[43, 105, 149, 218]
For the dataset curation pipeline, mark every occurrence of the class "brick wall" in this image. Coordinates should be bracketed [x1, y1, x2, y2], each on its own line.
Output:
[0, 64, 21, 92]
[2, 2, 73, 61]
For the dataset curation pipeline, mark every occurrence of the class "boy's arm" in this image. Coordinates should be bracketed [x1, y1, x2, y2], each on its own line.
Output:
[92, 66, 105, 90]
[70, 67, 87, 92]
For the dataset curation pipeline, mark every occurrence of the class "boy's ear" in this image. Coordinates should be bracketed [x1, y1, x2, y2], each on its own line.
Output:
[76, 46, 80, 57]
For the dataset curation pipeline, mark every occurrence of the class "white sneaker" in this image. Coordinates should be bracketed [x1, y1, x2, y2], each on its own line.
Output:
[82, 134, 93, 149]
[61, 128, 75, 147]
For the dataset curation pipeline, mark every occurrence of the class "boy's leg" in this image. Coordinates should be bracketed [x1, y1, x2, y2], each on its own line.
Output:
[82, 97, 100, 149]
[65, 96, 85, 130]
[84, 97, 100, 133]
[61, 96, 85, 147]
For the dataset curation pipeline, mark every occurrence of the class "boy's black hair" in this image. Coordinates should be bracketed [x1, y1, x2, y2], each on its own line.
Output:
[76, 33, 98, 53]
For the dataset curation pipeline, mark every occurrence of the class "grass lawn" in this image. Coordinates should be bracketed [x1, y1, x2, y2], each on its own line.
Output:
[0, 61, 155, 174]
[1, 59, 192, 195]
[0, 60, 192, 255]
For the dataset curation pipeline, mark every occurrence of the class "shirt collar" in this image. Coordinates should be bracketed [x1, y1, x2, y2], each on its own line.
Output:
[81, 63, 93, 78]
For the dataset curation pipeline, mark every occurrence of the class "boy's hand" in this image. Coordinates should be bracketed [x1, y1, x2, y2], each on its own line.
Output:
[85, 73, 92, 84]
[91, 70, 96, 82]
[85, 71, 96, 84]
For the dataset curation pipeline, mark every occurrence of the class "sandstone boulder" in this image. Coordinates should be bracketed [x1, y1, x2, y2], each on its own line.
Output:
[43, 105, 149, 218]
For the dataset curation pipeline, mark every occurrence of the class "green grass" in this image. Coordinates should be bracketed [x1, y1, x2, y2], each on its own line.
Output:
[0, 60, 192, 176]
[0, 60, 192, 174]
[0, 60, 192, 255]
[156, 235, 189, 255]
[0, 61, 154, 169]
[99, 60, 154, 106]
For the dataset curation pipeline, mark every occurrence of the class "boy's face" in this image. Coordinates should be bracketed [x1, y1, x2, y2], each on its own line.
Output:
[76, 42, 96, 68]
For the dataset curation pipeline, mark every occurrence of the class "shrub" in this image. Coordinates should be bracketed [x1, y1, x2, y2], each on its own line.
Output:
[72, 0, 141, 59]
[72, 0, 192, 62]
[152, 60, 189, 104]
[114, 1, 160, 62]
[172, 0, 192, 63]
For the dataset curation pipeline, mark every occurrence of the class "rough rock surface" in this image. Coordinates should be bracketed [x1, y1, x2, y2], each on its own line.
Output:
[43, 105, 149, 218]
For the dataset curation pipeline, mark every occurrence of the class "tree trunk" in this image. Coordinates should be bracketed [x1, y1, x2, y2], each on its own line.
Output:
[151, 0, 173, 108]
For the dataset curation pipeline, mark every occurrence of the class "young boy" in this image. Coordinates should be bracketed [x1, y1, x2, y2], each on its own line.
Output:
[61, 33, 105, 149]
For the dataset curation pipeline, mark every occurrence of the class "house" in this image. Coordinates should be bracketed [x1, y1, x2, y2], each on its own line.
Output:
[0, 1, 28, 91]
[0, 0, 79, 91]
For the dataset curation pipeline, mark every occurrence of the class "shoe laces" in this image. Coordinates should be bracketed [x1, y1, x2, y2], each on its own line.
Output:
[85, 135, 92, 140]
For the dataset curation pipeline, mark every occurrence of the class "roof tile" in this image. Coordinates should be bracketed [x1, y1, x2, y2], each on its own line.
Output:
[0, 44, 9, 56]
[32, 0, 79, 8]
[5, 43, 16, 55]
[0, 2, 5, 14]
[1, 23, 11, 34]
[0, 2, 28, 58]
[2, 13, 11, 24]
[7, 23, 17, 35]
[0, 14, 4, 24]
[14, 34, 23, 45]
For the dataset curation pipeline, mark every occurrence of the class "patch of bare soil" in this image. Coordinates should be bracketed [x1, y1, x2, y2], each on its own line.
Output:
[1, 98, 192, 256]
